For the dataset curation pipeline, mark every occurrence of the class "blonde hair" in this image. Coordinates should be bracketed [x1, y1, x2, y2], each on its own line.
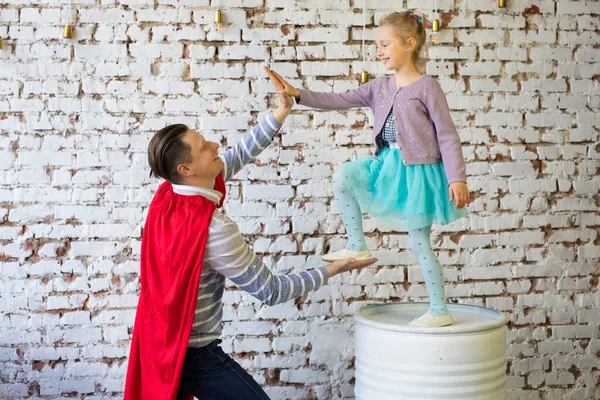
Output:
[379, 12, 427, 67]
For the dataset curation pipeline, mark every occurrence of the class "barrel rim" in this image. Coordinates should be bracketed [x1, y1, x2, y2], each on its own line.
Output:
[355, 302, 507, 334]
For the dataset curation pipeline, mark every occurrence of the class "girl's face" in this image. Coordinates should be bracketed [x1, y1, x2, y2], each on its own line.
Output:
[376, 25, 413, 70]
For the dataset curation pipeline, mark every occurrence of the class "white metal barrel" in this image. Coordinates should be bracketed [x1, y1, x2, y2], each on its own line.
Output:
[355, 303, 507, 400]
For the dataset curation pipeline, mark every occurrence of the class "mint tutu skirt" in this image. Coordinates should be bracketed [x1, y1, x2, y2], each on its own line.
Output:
[340, 144, 468, 230]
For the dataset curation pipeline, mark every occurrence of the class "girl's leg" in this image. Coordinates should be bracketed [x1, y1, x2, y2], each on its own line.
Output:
[322, 169, 371, 261]
[332, 168, 367, 251]
[407, 226, 453, 327]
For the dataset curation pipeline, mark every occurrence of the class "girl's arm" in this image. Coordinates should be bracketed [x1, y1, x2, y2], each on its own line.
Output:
[266, 67, 375, 110]
[297, 80, 375, 110]
[426, 85, 467, 185]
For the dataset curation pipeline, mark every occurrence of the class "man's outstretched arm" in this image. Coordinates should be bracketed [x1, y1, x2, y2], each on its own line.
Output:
[220, 66, 294, 182]
[205, 213, 376, 306]
[219, 111, 285, 182]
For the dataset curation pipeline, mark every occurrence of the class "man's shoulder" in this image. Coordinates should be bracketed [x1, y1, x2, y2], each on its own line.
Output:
[208, 209, 239, 234]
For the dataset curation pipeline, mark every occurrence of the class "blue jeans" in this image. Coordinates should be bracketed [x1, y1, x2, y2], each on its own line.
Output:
[176, 340, 271, 400]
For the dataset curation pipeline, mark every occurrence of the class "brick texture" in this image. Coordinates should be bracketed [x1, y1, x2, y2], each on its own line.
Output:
[0, 0, 599, 399]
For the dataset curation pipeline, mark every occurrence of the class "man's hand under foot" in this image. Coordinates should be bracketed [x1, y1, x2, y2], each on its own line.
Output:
[325, 258, 378, 278]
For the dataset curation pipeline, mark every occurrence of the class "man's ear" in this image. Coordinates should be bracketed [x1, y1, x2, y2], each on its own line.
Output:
[176, 163, 192, 178]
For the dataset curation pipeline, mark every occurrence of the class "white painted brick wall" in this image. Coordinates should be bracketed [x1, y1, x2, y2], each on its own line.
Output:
[0, 0, 599, 399]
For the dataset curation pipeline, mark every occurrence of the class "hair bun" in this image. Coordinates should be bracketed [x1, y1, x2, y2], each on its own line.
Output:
[404, 10, 423, 23]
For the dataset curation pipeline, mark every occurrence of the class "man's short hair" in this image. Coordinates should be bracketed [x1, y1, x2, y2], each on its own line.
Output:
[148, 124, 192, 184]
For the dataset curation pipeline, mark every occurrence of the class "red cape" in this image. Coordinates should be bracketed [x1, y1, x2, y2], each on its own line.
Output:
[124, 174, 226, 400]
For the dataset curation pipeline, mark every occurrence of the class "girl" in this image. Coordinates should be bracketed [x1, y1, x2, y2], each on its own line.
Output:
[266, 12, 470, 327]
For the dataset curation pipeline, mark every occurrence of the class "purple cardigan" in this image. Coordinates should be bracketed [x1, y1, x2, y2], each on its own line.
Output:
[298, 75, 466, 184]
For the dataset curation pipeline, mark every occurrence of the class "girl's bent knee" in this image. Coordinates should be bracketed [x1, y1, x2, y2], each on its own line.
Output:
[332, 169, 349, 192]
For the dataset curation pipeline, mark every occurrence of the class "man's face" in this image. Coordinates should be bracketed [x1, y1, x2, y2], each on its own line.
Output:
[178, 130, 224, 183]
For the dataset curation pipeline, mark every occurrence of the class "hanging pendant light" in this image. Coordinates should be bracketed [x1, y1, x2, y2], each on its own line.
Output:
[214, 9, 222, 32]
[431, 0, 441, 45]
[63, 24, 73, 38]
[359, 0, 368, 83]
[360, 71, 369, 84]
[497, 0, 508, 15]
[431, 18, 440, 45]
[63, 0, 74, 39]
[214, 0, 223, 32]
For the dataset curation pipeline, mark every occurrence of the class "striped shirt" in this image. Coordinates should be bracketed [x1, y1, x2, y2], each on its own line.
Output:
[172, 113, 329, 348]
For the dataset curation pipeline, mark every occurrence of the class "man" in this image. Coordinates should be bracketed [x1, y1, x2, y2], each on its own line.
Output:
[124, 67, 377, 400]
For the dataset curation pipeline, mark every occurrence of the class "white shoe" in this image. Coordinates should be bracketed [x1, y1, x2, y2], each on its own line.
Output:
[321, 248, 371, 262]
[408, 312, 453, 327]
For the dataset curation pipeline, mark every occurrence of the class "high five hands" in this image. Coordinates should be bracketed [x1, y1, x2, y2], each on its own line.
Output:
[264, 66, 295, 112]
[264, 67, 300, 102]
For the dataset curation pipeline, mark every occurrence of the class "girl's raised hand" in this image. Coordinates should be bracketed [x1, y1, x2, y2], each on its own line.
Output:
[264, 67, 300, 98]
[449, 182, 471, 209]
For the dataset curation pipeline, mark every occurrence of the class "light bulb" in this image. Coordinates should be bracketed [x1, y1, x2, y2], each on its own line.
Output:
[215, 9, 222, 32]
[431, 18, 441, 45]
[497, 0, 509, 15]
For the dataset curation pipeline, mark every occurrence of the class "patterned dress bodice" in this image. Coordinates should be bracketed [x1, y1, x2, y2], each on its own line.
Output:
[380, 110, 396, 144]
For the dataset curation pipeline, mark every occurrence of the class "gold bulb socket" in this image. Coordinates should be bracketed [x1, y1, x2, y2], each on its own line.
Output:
[63, 24, 73, 39]
[498, 0, 506, 7]
[432, 19, 440, 32]
[360, 71, 369, 83]
[214, 9, 222, 24]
